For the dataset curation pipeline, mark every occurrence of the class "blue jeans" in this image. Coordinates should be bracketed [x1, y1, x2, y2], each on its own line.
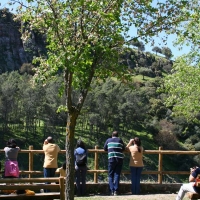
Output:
[43, 168, 56, 192]
[75, 165, 87, 196]
[130, 166, 143, 194]
[108, 161, 123, 192]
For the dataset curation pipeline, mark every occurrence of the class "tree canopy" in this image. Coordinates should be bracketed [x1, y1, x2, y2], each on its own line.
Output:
[163, 0, 200, 121]
[161, 47, 173, 60]
[152, 46, 162, 55]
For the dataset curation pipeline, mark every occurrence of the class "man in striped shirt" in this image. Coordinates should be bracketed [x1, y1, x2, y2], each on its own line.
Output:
[104, 131, 125, 196]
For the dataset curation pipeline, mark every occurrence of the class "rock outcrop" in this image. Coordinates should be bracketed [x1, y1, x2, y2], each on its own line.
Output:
[0, 9, 46, 73]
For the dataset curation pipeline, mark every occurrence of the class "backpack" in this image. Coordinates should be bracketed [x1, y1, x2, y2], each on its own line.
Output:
[5, 161, 19, 177]
[75, 150, 87, 166]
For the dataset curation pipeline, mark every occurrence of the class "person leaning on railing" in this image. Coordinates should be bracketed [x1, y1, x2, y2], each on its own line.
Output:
[103, 131, 125, 196]
[126, 137, 144, 195]
[43, 136, 61, 192]
[74, 140, 88, 196]
[4, 139, 20, 178]
[176, 166, 200, 200]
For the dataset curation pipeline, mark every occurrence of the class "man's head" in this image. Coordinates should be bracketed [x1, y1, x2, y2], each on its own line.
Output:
[112, 131, 118, 137]
[47, 136, 54, 143]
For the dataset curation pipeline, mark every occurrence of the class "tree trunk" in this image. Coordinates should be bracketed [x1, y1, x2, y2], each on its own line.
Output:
[65, 111, 78, 200]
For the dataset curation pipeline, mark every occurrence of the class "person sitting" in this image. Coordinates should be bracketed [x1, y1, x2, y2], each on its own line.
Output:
[176, 166, 200, 200]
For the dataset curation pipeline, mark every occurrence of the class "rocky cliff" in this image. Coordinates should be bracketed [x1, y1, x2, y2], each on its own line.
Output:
[0, 9, 46, 73]
[0, 9, 172, 76]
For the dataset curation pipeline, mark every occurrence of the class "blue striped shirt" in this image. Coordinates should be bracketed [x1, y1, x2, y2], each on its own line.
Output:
[104, 137, 125, 162]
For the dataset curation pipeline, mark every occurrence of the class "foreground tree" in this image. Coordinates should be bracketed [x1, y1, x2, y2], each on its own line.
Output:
[10, 0, 191, 199]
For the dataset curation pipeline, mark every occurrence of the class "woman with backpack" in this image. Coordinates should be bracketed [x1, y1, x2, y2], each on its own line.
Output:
[74, 140, 87, 196]
[4, 139, 20, 178]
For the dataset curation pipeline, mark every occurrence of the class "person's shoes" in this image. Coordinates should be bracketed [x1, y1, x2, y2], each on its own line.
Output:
[40, 189, 44, 193]
[113, 191, 118, 196]
[25, 190, 35, 196]
[110, 191, 114, 196]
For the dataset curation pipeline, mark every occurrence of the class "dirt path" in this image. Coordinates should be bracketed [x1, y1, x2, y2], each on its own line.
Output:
[74, 193, 182, 200]
[93, 194, 177, 199]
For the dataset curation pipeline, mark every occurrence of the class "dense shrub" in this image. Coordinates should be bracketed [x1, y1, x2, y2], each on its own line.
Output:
[154, 120, 178, 150]
[189, 134, 199, 145]
[194, 142, 200, 151]
[156, 130, 178, 150]
[144, 118, 159, 135]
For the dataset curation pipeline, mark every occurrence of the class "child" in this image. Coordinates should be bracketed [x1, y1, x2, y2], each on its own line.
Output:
[56, 162, 66, 177]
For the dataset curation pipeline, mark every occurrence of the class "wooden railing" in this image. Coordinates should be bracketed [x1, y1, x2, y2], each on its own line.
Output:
[1, 146, 199, 184]
[0, 177, 65, 200]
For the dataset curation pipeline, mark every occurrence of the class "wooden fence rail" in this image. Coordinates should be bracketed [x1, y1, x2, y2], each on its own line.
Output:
[1, 146, 199, 184]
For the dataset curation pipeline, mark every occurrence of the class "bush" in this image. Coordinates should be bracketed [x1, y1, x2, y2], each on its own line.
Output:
[184, 138, 192, 146]
[189, 135, 199, 145]
[193, 155, 200, 165]
[194, 142, 200, 151]
[155, 130, 178, 150]
[144, 118, 159, 135]
[163, 64, 172, 73]
[184, 138, 194, 150]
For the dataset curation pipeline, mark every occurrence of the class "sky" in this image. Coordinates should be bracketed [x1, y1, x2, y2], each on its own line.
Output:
[128, 26, 190, 60]
[0, 0, 190, 59]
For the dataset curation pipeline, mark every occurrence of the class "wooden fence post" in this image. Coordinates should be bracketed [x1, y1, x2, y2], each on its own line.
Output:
[29, 145, 33, 178]
[158, 146, 163, 184]
[94, 145, 98, 183]
[59, 176, 65, 200]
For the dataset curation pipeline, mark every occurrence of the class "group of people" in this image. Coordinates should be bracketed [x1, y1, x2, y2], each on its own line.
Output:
[41, 136, 87, 195]
[104, 131, 200, 200]
[3, 132, 200, 199]
[2, 136, 87, 196]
